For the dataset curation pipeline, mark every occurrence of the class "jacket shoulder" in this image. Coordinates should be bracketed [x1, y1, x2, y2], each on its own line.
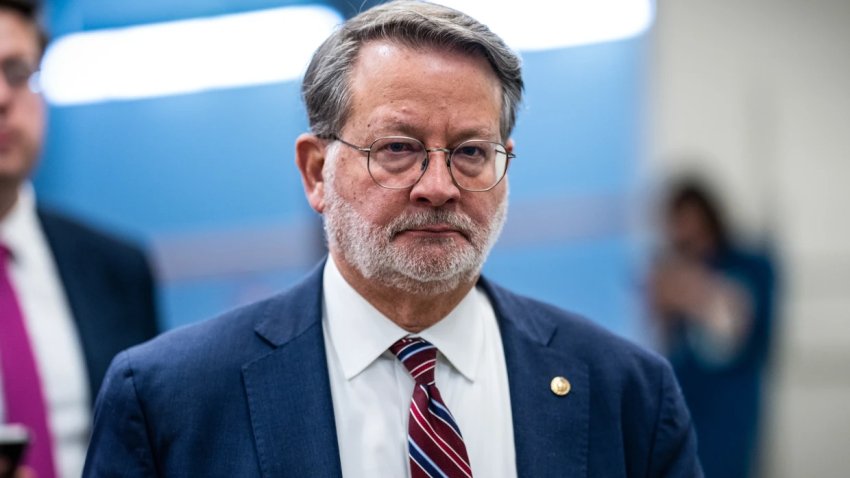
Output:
[115, 264, 324, 381]
[483, 278, 667, 373]
[37, 208, 152, 282]
[38, 208, 144, 256]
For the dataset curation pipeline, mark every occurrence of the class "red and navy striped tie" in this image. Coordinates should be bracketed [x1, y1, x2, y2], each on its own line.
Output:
[391, 337, 473, 478]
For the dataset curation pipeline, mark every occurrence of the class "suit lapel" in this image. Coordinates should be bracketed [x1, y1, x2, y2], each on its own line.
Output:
[37, 209, 110, 402]
[242, 262, 342, 478]
[481, 279, 590, 478]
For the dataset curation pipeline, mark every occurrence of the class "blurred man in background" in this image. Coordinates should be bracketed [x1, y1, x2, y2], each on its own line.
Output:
[650, 178, 779, 478]
[0, 1, 159, 477]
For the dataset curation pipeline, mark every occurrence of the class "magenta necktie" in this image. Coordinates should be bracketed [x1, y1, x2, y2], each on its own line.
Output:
[390, 337, 472, 478]
[0, 244, 57, 478]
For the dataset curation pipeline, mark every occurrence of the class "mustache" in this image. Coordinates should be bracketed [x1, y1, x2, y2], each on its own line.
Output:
[386, 209, 477, 239]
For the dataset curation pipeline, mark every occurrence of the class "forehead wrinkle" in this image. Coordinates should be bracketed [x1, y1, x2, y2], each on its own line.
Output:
[358, 112, 500, 145]
[345, 40, 503, 145]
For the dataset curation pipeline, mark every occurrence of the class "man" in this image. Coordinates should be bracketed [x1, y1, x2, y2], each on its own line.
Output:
[85, 1, 701, 477]
[0, 1, 159, 477]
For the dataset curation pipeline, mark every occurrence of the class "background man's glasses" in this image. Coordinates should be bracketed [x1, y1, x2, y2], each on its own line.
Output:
[330, 135, 514, 192]
[1, 58, 40, 93]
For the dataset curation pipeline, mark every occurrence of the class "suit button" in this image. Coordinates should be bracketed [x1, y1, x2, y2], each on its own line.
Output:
[550, 376, 571, 396]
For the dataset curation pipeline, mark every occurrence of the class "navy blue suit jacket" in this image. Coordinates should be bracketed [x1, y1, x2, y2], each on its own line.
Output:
[38, 208, 159, 403]
[84, 261, 701, 477]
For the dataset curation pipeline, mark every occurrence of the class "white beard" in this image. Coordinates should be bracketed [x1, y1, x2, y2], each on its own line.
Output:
[322, 164, 507, 296]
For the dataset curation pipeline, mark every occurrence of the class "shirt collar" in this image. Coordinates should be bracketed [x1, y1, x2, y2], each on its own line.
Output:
[0, 183, 39, 263]
[322, 255, 484, 382]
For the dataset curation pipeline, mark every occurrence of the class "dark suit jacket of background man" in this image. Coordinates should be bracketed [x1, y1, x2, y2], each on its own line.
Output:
[84, 260, 700, 477]
[36, 208, 159, 403]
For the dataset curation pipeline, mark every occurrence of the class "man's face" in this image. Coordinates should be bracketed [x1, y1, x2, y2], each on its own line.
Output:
[669, 202, 715, 259]
[322, 40, 510, 294]
[0, 9, 44, 189]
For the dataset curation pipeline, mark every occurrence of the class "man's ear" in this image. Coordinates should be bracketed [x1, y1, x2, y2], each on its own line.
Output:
[505, 138, 515, 155]
[295, 133, 328, 213]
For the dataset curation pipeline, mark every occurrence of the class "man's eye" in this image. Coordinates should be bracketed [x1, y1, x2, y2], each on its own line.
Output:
[457, 146, 485, 157]
[387, 142, 412, 153]
[378, 140, 421, 156]
[2, 60, 35, 87]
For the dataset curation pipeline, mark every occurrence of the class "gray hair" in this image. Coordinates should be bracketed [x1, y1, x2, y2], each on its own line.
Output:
[302, 0, 524, 141]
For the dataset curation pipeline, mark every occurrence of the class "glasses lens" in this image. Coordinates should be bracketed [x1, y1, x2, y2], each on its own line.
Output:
[450, 140, 508, 191]
[368, 137, 426, 188]
[1, 59, 35, 89]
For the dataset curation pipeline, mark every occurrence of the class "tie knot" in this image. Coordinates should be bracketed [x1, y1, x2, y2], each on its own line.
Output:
[390, 337, 437, 385]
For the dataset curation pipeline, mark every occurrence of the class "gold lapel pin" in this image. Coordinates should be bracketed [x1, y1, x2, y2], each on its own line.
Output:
[550, 376, 571, 396]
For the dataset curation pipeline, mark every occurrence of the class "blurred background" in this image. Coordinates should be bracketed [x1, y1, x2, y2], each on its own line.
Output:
[29, 0, 848, 476]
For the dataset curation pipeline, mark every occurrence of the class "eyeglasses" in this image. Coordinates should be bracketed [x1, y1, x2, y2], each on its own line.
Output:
[329, 135, 514, 192]
[1, 58, 40, 93]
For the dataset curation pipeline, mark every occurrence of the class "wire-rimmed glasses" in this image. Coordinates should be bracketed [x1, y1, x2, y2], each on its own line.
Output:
[328, 135, 514, 192]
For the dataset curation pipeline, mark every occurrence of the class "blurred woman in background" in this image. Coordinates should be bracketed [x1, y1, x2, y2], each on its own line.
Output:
[650, 178, 779, 478]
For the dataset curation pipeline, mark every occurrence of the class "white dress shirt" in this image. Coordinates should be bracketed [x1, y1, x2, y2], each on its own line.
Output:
[322, 255, 517, 478]
[0, 184, 91, 478]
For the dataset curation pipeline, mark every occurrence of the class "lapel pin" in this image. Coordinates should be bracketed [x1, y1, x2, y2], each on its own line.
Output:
[550, 376, 571, 396]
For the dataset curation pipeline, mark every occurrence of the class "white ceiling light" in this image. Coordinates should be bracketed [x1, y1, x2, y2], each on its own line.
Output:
[441, 0, 655, 51]
[39, 1, 653, 106]
[40, 6, 343, 105]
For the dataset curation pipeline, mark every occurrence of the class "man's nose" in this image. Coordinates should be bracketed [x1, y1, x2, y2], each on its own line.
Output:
[409, 150, 461, 207]
[0, 77, 14, 107]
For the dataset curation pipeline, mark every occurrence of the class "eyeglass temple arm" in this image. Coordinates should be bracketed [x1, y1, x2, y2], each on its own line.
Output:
[323, 134, 372, 154]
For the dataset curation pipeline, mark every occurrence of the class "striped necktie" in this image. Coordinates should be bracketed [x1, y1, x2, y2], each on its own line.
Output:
[390, 337, 472, 478]
[0, 244, 57, 478]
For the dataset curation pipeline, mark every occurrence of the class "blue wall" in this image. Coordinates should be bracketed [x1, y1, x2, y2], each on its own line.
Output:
[34, 3, 649, 337]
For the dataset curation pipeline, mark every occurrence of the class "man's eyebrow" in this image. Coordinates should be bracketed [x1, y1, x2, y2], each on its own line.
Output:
[452, 127, 501, 142]
[364, 119, 420, 137]
[0, 55, 35, 66]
